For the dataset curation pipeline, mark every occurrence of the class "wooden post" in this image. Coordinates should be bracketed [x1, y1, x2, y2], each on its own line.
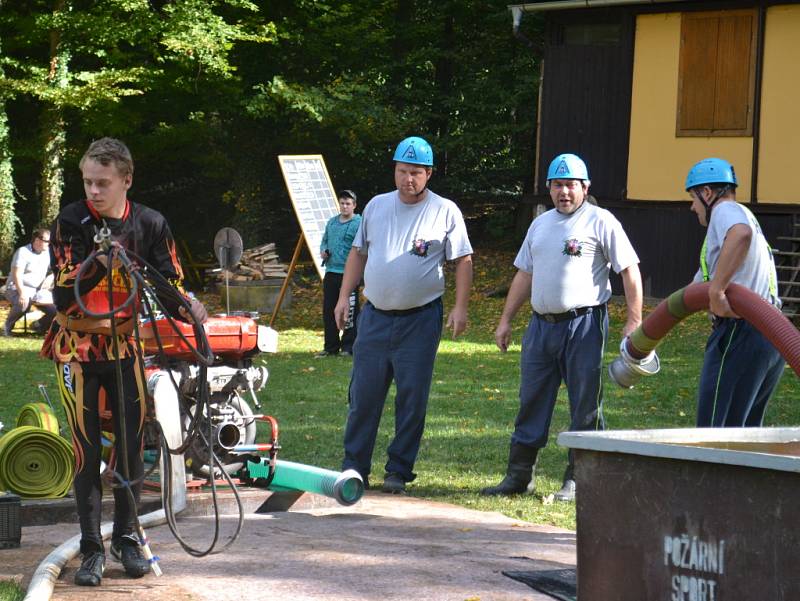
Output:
[269, 235, 305, 328]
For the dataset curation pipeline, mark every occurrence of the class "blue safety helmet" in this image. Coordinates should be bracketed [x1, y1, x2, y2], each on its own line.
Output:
[685, 158, 737, 191]
[393, 136, 434, 166]
[546, 153, 589, 181]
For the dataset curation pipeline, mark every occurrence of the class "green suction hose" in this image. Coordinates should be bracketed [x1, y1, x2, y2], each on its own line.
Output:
[16, 403, 60, 435]
[0, 426, 74, 498]
[264, 459, 364, 506]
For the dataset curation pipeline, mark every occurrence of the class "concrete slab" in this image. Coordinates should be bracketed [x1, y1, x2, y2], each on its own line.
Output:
[6, 491, 576, 601]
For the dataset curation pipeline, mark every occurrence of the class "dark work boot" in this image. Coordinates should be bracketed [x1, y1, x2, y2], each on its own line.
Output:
[554, 462, 576, 502]
[480, 443, 538, 496]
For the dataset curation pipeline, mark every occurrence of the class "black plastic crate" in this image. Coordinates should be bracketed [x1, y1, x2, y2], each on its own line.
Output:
[0, 493, 21, 549]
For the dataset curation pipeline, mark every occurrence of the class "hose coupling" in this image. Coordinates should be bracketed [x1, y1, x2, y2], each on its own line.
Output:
[608, 337, 661, 388]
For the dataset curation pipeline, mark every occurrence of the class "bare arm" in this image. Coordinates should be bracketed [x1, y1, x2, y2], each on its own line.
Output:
[10, 265, 27, 308]
[495, 270, 532, 352]
[708, 223, 752, 318]
[334, 248, 367, 329]
[619, 263, 643, 338]
[446, 254, 473, 338]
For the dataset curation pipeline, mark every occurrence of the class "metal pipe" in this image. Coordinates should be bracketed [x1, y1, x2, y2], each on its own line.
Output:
[511, 6, 536, 48]
[749, 4, 767, 203]
[266, 459, 364, 506]
[510, 0, 692, 13]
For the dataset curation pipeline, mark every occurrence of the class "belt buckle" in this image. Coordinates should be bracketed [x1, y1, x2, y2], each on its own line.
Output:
[543, 314, 556, 324]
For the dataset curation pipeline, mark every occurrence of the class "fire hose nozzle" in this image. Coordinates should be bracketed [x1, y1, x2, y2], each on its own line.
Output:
[608, 337, 661, 389]
[93, 225, 113, 249]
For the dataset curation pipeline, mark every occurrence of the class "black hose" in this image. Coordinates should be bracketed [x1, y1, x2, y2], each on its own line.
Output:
[71, 237, 245, 559]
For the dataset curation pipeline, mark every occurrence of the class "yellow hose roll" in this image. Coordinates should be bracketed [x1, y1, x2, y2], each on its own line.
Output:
[16, 403, 60, 435]
[0, 426, 74, 499]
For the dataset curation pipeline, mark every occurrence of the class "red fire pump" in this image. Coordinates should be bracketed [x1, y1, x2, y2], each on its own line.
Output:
[142, 315, 278, 477]
[137, 314, 280, 478]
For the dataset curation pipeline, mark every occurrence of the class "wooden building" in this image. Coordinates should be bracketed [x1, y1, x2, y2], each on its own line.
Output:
[511, 0, 800, 302]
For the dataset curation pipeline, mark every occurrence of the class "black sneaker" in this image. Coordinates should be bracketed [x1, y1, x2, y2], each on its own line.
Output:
[314, 350, 338, 358]
[74, 551, 105, 586]
[110, 536, 149, 578]
[381, 473, 406, 494]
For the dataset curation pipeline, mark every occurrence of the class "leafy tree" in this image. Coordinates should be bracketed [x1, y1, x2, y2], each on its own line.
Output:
[0, 17, 20, 265]
[1, 0, 542, 264]
[220, 0, 540, 245]
[0, 0, 274, 251]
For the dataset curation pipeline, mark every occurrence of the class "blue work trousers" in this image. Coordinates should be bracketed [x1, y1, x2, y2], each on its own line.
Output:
[511, 306, 608, 449]
[342, 298, 443, 482]
[697, 318, 784, 427]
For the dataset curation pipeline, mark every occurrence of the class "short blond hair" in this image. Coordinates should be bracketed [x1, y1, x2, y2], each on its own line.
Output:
[79, 137, 134, 178]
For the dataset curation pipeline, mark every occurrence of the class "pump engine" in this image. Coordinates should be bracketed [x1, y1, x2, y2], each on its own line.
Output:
[140, 314, 278, 477]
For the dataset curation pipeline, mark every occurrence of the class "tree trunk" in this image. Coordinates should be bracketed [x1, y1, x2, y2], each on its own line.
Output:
[0, 25, 19, 266]
[40, 106, 66, 224]
[39, 0, 68, 225]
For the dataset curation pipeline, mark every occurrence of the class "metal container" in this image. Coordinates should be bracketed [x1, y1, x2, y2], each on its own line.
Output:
[224, 279, 291, 313]
[0, 492, 21, 549]
[558, 427, 800, 600]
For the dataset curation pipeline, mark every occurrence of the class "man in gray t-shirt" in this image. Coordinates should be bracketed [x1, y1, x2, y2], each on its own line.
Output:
[334, 136, 473, 494]
[685, 158, 783, 427]
[481, 153, 643, 502]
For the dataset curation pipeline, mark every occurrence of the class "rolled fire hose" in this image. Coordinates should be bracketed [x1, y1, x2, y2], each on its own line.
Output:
[0, 426, 74, 498]
[265, 459, 364, 506]
[610, 282, 800, 387]
[16, 403, 60, 435]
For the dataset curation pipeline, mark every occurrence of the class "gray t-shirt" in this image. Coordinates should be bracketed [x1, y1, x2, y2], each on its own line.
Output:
[692, 201, 778, 305]
[354, 190, 473, 310]
[515, 201, 639, 314]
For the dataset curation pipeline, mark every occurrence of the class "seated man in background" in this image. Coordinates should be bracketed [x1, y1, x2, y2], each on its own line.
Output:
[2, 226, 56, 336]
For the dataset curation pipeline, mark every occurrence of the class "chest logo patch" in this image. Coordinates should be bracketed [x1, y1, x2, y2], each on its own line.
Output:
[410, 239, 431, 257]
[562, 238, 583, 257]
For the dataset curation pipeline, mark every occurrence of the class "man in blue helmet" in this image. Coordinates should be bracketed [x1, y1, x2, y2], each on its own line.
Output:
[333, 136, 473, 493]
[685, 157, 783, 427]
[481, 153, 642, 502]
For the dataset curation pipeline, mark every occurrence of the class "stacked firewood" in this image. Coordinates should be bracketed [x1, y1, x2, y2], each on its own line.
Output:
[204, 242, 288, 282]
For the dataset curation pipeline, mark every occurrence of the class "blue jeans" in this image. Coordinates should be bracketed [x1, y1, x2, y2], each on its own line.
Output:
[697, 318, 784, 427]
[342, 298, 443, 482]
[511, 306, 608, 449]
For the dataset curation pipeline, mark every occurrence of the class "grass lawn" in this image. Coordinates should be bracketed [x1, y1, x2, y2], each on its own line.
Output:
[0, 580, 24, 601]
[1, 249, 797, 531]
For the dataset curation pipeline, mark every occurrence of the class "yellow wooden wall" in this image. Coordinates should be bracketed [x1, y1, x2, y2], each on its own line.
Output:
[757, 4, 800, 203]
[626, 12, 753, 201]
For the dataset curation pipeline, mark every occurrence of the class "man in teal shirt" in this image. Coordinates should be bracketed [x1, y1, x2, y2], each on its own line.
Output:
[317, 190, 362, 357]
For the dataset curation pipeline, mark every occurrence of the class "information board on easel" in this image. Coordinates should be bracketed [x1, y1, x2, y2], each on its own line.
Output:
[270, 155, 340, 326]
[278, 155, 340, 279]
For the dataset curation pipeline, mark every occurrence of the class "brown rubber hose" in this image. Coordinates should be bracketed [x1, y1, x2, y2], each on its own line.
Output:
[626, 282, 800, 377]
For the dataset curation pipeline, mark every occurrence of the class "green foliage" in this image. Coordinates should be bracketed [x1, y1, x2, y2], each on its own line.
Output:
[0, 98, 19, 265]
[0, 0, 276, 247]
[1, 1, 543, 259]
